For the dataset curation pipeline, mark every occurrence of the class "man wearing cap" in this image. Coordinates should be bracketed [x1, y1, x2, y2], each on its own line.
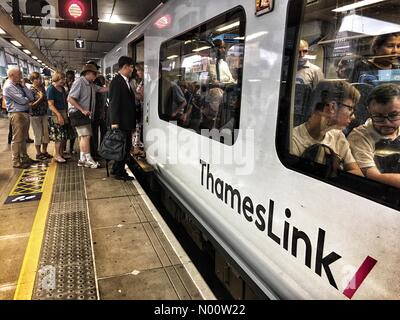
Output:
[86, 60, 100, 70]
[67, 63, 108, 168]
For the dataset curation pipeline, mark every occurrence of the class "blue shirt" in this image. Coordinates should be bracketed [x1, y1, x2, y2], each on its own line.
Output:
[3, 80, 34, 113]
[47, 85, 67, 110]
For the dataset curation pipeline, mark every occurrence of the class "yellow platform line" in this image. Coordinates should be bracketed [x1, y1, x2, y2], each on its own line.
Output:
[13, 161, 57, 300]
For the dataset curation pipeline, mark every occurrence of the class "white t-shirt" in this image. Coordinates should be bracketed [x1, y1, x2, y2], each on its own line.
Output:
[348, 119, 400, 169]
[292, 123, 356, 165]
[218, 60, 236, 84]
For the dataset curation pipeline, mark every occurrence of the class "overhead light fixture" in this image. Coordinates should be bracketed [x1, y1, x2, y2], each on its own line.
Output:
[338, 14, 400, 35]
[192, 46, 211, 52]
[247, 31, 268, 41]
[37, 59, 42, 63]
[0, 27, 5, 34]
[99, 18, 139, 25]
[23, 49, 31, 54]
[32, 56, 38, 60]
[216, 21, 240, 32]
[332, 0, 385, 12]
[167, 55, 178, 60]
[10, 40, 22, 47]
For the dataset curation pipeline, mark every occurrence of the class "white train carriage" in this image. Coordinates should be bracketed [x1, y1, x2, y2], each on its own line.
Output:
[103, 0, 400, 299]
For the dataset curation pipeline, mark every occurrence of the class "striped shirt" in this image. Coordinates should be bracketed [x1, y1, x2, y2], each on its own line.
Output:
[3, 80, 34, 113]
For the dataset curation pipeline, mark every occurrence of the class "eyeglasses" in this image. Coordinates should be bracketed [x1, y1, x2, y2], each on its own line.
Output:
[370, 112, 400, 123]
[338, 102, 355, 115]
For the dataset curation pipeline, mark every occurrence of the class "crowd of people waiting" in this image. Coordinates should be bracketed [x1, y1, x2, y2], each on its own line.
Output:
[0, 58, 145, 181]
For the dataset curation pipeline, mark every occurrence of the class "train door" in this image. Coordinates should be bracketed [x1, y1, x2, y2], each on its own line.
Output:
[129, 37, 145, 157]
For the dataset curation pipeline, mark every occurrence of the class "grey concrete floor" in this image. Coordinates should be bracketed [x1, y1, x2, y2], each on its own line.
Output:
[0, 117, 42, 300]
[84, 166, 204, 300]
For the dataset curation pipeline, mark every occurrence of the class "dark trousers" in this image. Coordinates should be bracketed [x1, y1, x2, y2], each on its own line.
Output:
[91, 118, 107, 157]
[112, 129, 132, 176]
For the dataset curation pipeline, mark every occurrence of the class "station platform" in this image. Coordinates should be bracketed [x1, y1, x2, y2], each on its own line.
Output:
[0, 117, 214, 300]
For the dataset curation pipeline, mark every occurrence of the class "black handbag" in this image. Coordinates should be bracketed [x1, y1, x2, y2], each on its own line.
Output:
[69, 110, 91, 127]
[98, 129, 127, 177]
[98, 129, 126, 161]
[68, 85, 93, 127]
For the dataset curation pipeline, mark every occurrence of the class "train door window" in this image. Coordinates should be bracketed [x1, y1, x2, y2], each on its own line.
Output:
[134, 39, 144, 64]
[159, 6, 246, 145]
[5, 52, 16, 66]
[278, 0, 400, 209]
[112, 63, 118, 74]
[130, 38, 145, 156]
[0, 50, 6, 78]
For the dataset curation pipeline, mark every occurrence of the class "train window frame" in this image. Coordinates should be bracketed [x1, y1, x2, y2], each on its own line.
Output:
[276, 0, 400, 211]
[158, 6, 246, 146]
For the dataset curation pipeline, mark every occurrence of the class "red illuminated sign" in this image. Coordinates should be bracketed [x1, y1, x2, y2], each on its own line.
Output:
[154, 14, 172, 29]
[68, 3, 83, 18]
[59, 0, 90, 21]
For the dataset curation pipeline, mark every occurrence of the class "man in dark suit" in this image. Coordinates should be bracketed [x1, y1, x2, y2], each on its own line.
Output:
[109, 56, 136, 181]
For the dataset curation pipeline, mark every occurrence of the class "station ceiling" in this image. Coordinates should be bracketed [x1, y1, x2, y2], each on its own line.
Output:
[0, 0, 162, 72]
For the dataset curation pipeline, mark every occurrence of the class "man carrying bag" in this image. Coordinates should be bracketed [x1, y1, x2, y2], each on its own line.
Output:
[67, 63, 108, 168]
[108, 56, 137, 181]
[98, 128, 126, 177]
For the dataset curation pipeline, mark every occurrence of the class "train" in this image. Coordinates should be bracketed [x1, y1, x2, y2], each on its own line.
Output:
[103, 0, 400, 299]
[0, 36, 45, 85]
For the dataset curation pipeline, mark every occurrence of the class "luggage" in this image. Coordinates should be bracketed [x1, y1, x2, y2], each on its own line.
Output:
[98, 129, 126, 176]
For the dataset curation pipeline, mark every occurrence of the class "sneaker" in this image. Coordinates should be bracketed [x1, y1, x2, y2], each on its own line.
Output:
[84, 159, 100, 169]
[77, 159, 86, 167]
[42, 152, 53, 159]
[13, 162, 30, 169]
[21, 157, 39, 165]
[36, 154, 47, 161]
[62, 153, 72, 159]
[54, 156, 66, 163]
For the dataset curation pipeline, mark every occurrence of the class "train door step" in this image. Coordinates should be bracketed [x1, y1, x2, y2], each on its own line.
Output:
[132, 157, 154, 173]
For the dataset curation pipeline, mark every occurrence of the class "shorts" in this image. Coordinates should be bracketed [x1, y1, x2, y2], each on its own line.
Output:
[75, 124, 92, 137]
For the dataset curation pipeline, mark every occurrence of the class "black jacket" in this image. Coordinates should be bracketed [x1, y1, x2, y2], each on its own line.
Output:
[109, 73, 136, 131]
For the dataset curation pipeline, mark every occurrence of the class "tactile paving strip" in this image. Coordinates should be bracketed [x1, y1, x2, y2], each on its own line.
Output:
[32, 162, 97, 300]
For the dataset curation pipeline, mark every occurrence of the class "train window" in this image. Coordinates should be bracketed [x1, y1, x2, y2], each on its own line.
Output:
[278, 0, 400, 209]
[135, 40, 144, 64]
[0, 50, 6, 78]
[159, 6, 245, 145]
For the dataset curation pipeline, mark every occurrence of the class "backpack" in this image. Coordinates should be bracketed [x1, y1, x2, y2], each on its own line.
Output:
[98, 129, 126, 176]
[301, 143, 343, 178]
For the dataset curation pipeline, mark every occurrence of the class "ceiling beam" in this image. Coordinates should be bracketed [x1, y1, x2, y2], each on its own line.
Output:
[45, 49, 107, 54]
[27, 37, 119, 44]
[0, 6, 55, 69]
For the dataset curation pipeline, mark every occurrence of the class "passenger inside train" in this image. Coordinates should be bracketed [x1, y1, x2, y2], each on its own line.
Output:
[158, 7, 245, 144]
[291, 79, 363, 176]
[348, 84, 400, 188]
[289, 0, 400, 187]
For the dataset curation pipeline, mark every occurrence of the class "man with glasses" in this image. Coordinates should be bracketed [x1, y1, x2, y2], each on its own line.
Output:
[348, 83, 400, 188]
[292, 80, 363, 176]
[296, 39, 324, 90]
